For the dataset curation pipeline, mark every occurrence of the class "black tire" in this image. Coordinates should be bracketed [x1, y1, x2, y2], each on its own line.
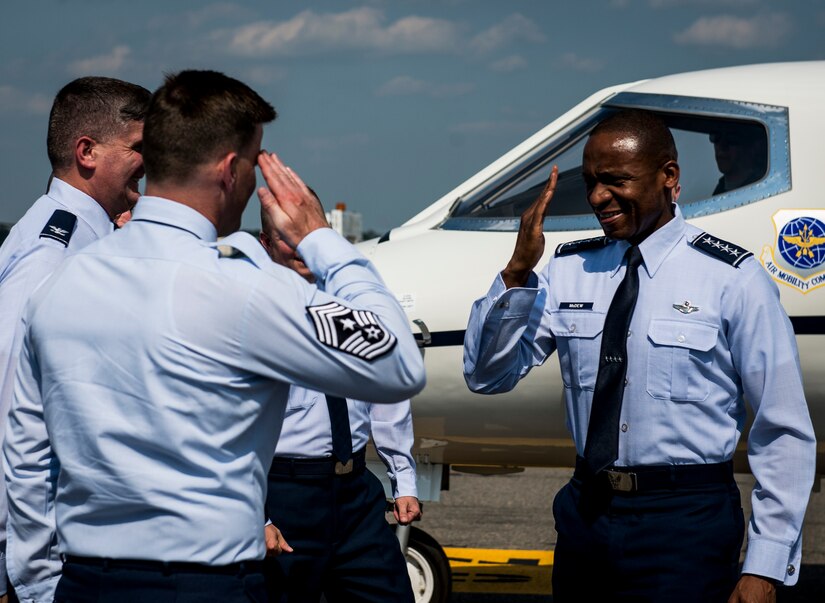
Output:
[406, 527, 452, 603]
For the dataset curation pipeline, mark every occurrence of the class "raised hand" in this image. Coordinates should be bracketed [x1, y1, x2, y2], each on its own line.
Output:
[257, 152, 330, 250]
[501, 165, 558, 289]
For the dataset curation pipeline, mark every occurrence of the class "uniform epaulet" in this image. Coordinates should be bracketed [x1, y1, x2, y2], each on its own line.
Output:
[213, 231, 270, 268]
[39, 209, 77, 247]
[689, 232, 753, 268]
[554, 236, 610, 257]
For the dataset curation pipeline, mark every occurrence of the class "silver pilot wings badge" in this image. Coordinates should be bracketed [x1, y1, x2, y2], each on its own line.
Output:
[672, 300, 700, 314]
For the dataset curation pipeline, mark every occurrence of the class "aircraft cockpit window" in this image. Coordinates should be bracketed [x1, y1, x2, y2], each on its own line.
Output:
[442, 93, 788, 232]
[666, 117, 768, 205]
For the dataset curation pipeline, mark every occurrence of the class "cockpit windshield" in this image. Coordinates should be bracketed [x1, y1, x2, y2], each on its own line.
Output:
[444, 93, 784, 232]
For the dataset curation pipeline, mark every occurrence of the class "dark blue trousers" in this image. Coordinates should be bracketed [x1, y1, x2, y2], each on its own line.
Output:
[54, 558, 267, 602]
[552, 476, 745, 602]
[264, 464, 413, 603]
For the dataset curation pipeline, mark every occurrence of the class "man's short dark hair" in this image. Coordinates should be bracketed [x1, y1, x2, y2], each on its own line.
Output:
[47, 76, 151, 172]
[590, 109, 678, 165]
[142, 70, 277, 183]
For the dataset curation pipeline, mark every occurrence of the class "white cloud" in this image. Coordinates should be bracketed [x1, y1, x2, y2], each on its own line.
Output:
[68, 46, 131, 76]
[469, 13, 545, 55]
[376, 76, 474, 98]
[674, 13, 792, 48]
[559, 52, 604, 72]
[223, 7, 459, 56]
[489, 54, 527, 73]
[0, 86, 51, 115]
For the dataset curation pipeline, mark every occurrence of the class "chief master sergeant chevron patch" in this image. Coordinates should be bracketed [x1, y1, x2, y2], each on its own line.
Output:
[307, 302, 397, 360]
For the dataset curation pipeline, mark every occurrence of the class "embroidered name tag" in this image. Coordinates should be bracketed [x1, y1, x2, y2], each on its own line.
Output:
[559, 302, 594, 310]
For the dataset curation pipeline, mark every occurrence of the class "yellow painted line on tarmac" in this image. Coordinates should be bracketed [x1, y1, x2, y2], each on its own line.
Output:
[444, 547, 554, 595]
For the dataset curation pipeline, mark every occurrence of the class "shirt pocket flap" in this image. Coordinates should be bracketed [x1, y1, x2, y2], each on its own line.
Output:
[548, 311, 605, 339]
[647, 319, 718, 351]
[285, 391, 321, 414]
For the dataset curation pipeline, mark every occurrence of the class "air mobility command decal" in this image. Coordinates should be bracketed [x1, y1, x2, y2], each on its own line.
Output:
[760, 210, 825, 294]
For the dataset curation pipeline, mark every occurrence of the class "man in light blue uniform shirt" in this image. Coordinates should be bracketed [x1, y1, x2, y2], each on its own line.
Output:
[260, 220, 420, 602]
[4, 70, 425, 603]
[464, 110, 814, 603]
[0, 76, 150, 603]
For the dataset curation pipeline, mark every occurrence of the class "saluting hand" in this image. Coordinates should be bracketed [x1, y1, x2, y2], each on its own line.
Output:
[393, 496, 422, 525]
[501, 165, 559, 289]
[264, 523, 294, 557]
[728, 574, 776, 603]
[257, 152, 330, 250]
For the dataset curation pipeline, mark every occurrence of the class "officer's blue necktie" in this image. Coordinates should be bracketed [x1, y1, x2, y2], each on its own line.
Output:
[325, 395, 352, 463]
[583, 245, 643, 475]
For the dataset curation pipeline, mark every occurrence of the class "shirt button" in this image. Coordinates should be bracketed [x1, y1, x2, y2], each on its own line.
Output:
[787, 564, 795, 576]
[627, 329, 632, 338]
[621, 423, 628, 433]
[677, 334, 686, 343]
[570, 324, 577, 333]
[624, 378, 629, 386]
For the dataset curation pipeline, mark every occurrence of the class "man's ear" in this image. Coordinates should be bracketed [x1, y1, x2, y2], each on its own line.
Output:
[259, 231, 272, 253]
[219, 152, 239, 191]
[75, 136, 97, 170]
[662, 159, 680, 190]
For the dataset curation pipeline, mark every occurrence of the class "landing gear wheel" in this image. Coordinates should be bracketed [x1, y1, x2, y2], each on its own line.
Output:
[405, 527, 451, 603]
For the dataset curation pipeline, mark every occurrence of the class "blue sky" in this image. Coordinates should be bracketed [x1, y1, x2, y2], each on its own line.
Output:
[1, 0, 823, 233]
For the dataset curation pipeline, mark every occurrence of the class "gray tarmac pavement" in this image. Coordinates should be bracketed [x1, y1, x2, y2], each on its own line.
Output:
[419, 467, 825, 602]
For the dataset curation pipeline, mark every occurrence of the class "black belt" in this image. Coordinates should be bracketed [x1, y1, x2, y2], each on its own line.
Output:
[574, 456, 734, 493]
[269, 446, 367, 477]
[62, 555, 264, 575]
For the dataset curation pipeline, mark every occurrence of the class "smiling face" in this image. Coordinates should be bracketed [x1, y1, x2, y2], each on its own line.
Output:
[93, 120, 145, 217]
[582, 131, 679, 245]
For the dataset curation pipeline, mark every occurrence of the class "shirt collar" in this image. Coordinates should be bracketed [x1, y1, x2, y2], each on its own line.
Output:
[607, 204, 686, 278]
[131, 196, 218, 242]
[48, 177, 114, 238]
[637, 204, 685, 278]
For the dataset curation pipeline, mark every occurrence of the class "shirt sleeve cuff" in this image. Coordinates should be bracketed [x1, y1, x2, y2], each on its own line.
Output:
[393, 474, 418, 499]
[487, 272, 541, 319]
[742, 536, 800, 585]
[13, 575, 61, 603]
[297, 227, 361, 282]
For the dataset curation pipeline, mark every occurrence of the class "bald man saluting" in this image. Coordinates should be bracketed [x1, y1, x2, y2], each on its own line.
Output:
[464, 109, 814, 603]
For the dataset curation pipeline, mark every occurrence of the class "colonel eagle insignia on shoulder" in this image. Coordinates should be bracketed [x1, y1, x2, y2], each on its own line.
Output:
[39, 210, 77, 247]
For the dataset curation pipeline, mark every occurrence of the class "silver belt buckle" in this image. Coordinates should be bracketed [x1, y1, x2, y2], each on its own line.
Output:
[606, 470, 637, 492]
[334, 459, 353, 475]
